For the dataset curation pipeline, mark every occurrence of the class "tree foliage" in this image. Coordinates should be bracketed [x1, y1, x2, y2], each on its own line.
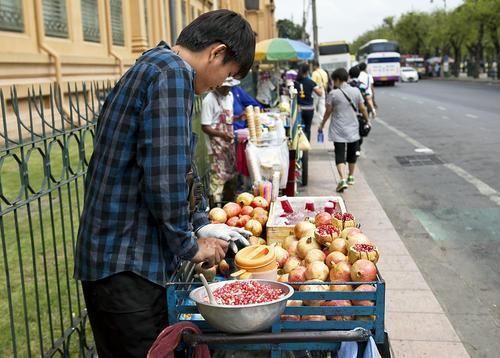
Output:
[351, 0, 500, 78]
[276, 19, 310, 43]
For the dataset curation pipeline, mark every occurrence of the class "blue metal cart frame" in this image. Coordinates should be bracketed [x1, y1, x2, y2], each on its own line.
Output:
[166, 263, 390, 357]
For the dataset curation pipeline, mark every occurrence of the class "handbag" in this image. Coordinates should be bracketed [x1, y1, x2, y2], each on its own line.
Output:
[292, 127, 311, 151]
[339, 87, 371, 137]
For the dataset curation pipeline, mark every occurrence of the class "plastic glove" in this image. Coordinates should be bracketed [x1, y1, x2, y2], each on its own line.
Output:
[196, 224, 251, 253]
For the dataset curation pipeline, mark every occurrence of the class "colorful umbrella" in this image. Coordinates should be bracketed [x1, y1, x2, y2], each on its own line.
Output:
[255, 38, 314, 61]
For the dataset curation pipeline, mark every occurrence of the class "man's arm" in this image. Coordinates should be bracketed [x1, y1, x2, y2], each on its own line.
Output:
[319, 103, 333, 130]
[201, 124, 233, 141]
[138, 68, 199, 261]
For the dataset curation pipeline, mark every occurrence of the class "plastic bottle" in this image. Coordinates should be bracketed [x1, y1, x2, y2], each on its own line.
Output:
[317, 129, 324, 143]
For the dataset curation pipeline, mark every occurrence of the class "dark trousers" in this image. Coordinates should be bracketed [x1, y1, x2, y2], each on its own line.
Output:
[82, 271, 168, 358]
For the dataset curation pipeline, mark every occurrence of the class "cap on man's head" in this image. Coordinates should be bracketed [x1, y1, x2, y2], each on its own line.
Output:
[221, 77, 241, 87]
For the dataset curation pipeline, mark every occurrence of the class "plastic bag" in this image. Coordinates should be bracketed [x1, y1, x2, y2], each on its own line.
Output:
[292, 127, 311, 151]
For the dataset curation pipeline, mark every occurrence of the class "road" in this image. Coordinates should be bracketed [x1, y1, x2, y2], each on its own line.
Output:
[360, 79, 500, 358]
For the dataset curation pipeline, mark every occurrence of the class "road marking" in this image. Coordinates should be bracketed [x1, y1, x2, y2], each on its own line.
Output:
[377, 117, 500, 207]
[465, 114, 478, 119]
[437, 106, 447, 111]
[377, 118, 433, 151]
[444, 163, 500, 206]
[415, 148, 434, 154]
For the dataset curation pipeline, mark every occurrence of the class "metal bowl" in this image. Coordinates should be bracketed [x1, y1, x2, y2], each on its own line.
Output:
[189, 279, 294, 333]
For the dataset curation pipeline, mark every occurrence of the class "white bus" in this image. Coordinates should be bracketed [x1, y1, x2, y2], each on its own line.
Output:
[357, 39, 400, 85]
[318, 41, 351, 72]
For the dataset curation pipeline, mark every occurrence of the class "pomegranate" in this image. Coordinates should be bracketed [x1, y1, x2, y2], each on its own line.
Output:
[328, 238, 348, 254]
[343, 212, 356, 228]
[283, 235, 298, 250]
[218, 259, 230, 276]
[283, 256, 301, 273]
[314, 224, 340, 246]
[352, 284, 376, 306]
[348, 243, 379, 264]
[304, 201, 315, 211]
[275, 245, 289, 268]
[305, 261, 329, 281]
[340, 227, 362, 240]
[252, 207, 268, 217]
[330, 284, 353, 292]
[208, 208, 227, 224]
[304, 249, 326, 265]
[194, 262, 217, 281]
[286, 299, 303, 307]
[240, 205, 254, 216]
[346, 232, 371, 250]
[236, 192, 254, 207]
[238, 215, 251, 228]
[287, 240, 299, 257]
[296, 236, 321, 259]
[301, 315, 326, 321]
[325, 251, 347, 269]
[294, 221, 316, 239]
[321, 300, 353, 320]
[248, 236, 266, 246]
[226, 216, 239, 227]
[288, 266, 307, 284]
[251, 196, 269, 209]
[350, 259, 377, 282]
[245, 219, 263, 237]
[281, 315, 301, 321]
[277, 273, 289, 283]
[329, 261, 352, 282]
[315, 211, 332, 226]
[253, 212, 268, 226]
[331, 212, 344, 229]
[223, 202, 241, 218]
[299, 279, 329, 306]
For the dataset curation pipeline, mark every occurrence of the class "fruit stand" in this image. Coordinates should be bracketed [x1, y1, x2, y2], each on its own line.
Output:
[166, 193, 391, 357]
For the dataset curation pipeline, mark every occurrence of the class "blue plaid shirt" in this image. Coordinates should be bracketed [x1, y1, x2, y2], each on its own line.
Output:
[74, 43, 209, 285]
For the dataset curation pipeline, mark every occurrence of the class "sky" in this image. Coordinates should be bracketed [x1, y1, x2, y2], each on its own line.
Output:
[274, 0, 464, 43]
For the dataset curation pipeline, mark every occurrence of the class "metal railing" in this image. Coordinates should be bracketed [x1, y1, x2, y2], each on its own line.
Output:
[0, 82, 113, 357]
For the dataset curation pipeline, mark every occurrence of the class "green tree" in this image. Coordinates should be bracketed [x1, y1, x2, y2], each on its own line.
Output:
[276, 19, 310, 42]
[445, 6, 469, 76]
[394, 12, 431, 55]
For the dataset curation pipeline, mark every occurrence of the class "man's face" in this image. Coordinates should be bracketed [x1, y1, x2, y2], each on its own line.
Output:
[194, 44, 241, 95]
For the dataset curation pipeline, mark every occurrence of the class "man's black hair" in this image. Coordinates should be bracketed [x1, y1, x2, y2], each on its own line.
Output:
[331, 68, 349, 82]
[176, 9, 255, 79]
[349, 66, 360, 79]
[358, 62, 367, 71]
[312, 60, 320, 67]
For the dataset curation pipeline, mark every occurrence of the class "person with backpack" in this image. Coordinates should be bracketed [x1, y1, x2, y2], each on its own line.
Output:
[318, 68, 369, 192]
[348, 65, 368, 156]
[358, 62, 377, 118]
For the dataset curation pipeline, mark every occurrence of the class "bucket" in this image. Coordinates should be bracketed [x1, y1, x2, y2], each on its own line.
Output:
[235, 245, 277, 273]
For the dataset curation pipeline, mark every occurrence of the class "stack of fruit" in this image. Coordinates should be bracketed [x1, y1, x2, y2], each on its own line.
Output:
[275, 210, 380, 321]
[207, 192, 269, 243]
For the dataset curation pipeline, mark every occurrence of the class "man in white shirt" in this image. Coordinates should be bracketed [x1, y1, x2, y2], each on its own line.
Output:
[358, 62, 376, 118]
[256, 71, 276, 108]
[312, 60, 329, 123]
[201, 77, 239, 204]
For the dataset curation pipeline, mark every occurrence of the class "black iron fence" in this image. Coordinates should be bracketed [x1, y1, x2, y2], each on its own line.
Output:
[0, 82, 111, 357]
[0, 82, 210, 357]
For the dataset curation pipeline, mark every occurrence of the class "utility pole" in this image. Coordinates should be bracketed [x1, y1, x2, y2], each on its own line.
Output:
[312, 0, 319, 61]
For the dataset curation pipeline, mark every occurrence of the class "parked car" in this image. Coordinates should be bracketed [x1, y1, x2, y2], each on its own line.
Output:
[400, 67, 419, 82]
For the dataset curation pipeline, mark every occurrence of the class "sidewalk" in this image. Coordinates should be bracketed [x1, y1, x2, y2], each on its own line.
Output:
[300, 126, 470, 357]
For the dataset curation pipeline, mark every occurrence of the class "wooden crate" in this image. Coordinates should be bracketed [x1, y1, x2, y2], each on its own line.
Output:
[266, 196, 347, 245]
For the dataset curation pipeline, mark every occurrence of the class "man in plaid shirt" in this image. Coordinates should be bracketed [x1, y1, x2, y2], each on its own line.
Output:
[74, 10, 255, 357]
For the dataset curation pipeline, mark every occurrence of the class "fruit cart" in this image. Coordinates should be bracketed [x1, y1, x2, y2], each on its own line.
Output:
[166, 261, 390, 357]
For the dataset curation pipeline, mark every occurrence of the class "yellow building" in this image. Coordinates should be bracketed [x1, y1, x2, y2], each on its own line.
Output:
[0, 0, 276, 92]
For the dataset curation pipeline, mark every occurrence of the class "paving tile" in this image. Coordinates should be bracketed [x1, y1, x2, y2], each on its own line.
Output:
[372, 238, 411, 256]
[376, 255, 420, 272]
[362, 228, 402, 243]
[386, 312, 461, 342]
[380, 270, 429, 290]
[390, 340, 470, 358]
[386, 289, 444, 313]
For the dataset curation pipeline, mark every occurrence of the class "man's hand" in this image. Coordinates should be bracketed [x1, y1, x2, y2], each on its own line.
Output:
[196, 224, 251, 253]
[191, 237, 229, 266]
[220, 132, 234, 142]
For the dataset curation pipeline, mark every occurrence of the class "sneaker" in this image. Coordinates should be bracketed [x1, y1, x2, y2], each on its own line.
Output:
[336, 179, 348, 192]
[347, 176, 355, 185]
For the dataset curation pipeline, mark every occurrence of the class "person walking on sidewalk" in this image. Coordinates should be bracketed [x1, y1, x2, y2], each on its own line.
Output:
[318, 68, 369, 192]
[74, 10, 255, 357]
[358, 62, 377, 118]
[312, 60, 329, 123]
